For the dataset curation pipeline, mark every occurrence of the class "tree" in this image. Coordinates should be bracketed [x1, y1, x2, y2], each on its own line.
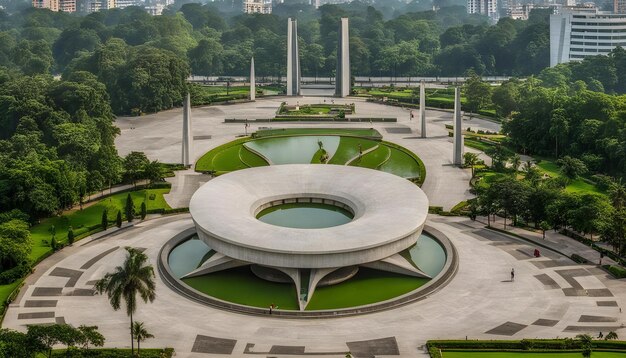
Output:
[144, 160, 162, 184]
[575, 334, 593, 358]
[67, 226, 74, 246]
[116, 210, 122, 228]
[124, 152, 150, 187]
[557, 156, 588, 179]
[605, 331, 619, 340]
[94, 247, 156, 356]
[485, 145, 512, 172]
[132, 321, 154, 356]
[77, 325, 105, 350]
[463, 152, 480, 177]
[140, 201, 147, 220]
[0, 219, 31, 275]
[539, 221, 551, 239]
[510, 154, 521, 172]
[549, 108, 569, 158]
[125, 193, 135, 223]
[463, 72, 492, 113]
[101, 209, 108, 231]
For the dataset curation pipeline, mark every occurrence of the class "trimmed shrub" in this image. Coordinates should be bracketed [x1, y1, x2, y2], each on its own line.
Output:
[608, 265, 626, 279]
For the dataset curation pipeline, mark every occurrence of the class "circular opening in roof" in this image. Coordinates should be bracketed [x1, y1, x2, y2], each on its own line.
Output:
[255, 197, 354, 229]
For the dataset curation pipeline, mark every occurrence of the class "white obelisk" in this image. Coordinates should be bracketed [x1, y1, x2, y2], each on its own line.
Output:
[250, 57, 256, 101]
[453, 86, 464, 166]
[182, 93, 193, 167]
[286, 18, 301, 96]
[420, 80, 426, 138]
[335, 18, 350, 97]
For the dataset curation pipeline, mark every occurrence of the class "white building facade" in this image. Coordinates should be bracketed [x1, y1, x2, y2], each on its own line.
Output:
[243, 0, 272, 14]
[467, 0, 499, 22]
[550, 8, 626, 66]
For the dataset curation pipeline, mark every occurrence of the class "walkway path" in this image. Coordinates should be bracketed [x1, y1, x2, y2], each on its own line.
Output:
[476, 216, 616, 266]
[3, 215, 625, 357]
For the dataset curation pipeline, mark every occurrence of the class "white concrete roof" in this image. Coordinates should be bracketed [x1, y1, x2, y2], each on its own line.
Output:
[189, 164, 429, 267]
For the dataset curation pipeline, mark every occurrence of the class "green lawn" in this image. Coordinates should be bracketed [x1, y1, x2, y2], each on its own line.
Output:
[285, 105, 333, 115]
[29, 188, 171, 262]
[0, 280, 21, 309]
[349, 145, 388, 168]
[195, 129, 425, 183]
[306, 268, 428, 310]
[442, 352, 626, 357]
[183, 266, 299, 310]
[535, 160, 603, 195]
[327, 137, 378, 164]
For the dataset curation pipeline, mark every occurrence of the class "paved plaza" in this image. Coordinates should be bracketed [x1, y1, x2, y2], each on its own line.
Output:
[4, 214, 625, 357]
[115, 96, 496, 210]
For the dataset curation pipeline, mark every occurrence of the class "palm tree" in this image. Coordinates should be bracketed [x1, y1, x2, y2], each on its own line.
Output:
[132, 321, 154, 356]
[95, 247, 156, 356]
[463, 152, 480, 178]
[576, 334, 593, 358]
[510, 154, 522, 172]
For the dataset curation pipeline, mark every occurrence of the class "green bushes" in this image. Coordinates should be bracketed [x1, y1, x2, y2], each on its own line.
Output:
[608, 265, 626, 278]
[49, 348, 174, 357]
[571, 253, 589, 264]
[426, 339, 626, 356]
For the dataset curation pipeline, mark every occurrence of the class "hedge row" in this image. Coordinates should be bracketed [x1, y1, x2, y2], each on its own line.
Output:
[49, 348, 174, 357]
[427, 339, 626, 352]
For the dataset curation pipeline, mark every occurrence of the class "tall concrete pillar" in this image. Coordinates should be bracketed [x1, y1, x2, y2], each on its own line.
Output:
[335, 18, 350, 98]
[182, 93, 193, 167]
[249, 57, 255, 101]
[286, 18, 301, 96]
[420, 80, 426, 138]
[453, 86, 464, 166]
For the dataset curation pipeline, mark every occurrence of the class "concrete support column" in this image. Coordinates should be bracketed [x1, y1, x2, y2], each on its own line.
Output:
[453, 86, 464, 166]
[420, 80, 426, 138]
[250, 57, 256, 101]
[335, 18, 350, 97]
[286, 18, 301, 96]
[182, 93, 193, 167]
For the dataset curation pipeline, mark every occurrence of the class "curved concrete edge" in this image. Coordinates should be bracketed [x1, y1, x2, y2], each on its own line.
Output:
[157, 223, 458, 319]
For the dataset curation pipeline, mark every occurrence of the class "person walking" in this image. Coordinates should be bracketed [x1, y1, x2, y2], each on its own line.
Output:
[511, 268, 515, 282]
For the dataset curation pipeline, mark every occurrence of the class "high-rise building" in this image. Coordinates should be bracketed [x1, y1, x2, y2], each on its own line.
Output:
[616, 0, 626, 13]
[32, 0, 75, 12]
[467, 0, 499, 22]
[243, 0, 272, 14]
[32, 0, 59, 11]
[550, 7, 626, 66]
[85, 0, 115, 13]
[114, 0, 138, 9]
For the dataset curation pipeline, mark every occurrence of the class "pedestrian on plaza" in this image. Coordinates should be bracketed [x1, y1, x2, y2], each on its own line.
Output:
[600, 252, 604, 265]
[511, 268, 515, 282]
[269, 303, 274, 315]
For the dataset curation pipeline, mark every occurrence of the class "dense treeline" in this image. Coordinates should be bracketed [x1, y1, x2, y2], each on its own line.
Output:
[0, 1, 549, 87]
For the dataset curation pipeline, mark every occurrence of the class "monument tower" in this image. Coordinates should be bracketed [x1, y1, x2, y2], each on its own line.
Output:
[335, 18, 350, 97]
[286, 18, 301, 96]
[182, 93, 193, 167]
[452, 86, 464, 166]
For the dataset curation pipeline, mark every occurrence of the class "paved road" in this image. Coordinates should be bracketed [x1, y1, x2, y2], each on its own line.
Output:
[4, 215, 624, 357]
[115, 96, 498, 210]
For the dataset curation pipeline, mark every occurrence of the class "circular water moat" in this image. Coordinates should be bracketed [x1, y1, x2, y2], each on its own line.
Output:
[166, 232, 448, 312]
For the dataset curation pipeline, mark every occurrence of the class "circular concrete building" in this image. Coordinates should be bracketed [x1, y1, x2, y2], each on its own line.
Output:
[186, 164, 430, 310]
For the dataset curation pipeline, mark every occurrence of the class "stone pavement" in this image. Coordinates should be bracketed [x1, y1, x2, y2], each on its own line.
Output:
[3, 214, 625, 357]
[115, 96, 498, 210]
[476, 216, 616, 266]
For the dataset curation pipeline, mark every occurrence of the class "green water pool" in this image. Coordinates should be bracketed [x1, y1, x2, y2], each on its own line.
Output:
[256, 203, 353, 229]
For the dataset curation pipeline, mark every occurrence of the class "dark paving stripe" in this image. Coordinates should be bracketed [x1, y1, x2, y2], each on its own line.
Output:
[49, 267, 83, 287]
[193, 135, 212, 140]
[471, 229, 510, 242]
[24, 300, 57, 308]
[55, 317, 65, 324]
[70, 288, 95, 296]
[81, 246, 119, 270]
[579, 315, 617, 322]
[346, 336, 400, 356]
[506, 248, 533, 260]
[384, 127, 412, 134]
[563, 288, 588, 297]
[191, 335, 236, 354]
[564, 325, 622, 332]
[532, 260, 573, 269]
[556, 268, 591, 289]
[269, 346, 306, 354]
[532, 319, 559, 327]
[85, 280, 99, 286]
[534, 274, 561, 289]
[485, 322, 528, 336]
[32, 287, 63, 297]
[18, 312, 55, 319]
[588, 289, 613, 297]
[597, 301, 619, 307]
